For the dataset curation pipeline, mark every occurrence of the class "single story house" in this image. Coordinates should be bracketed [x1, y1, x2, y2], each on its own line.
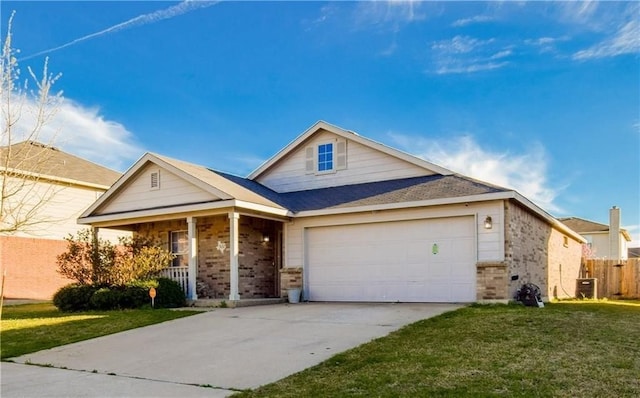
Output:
[79, 121, 584, 303]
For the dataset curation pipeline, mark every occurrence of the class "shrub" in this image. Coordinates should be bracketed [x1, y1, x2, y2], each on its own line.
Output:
[53, 278, 186, 312]
[53, 284, 98, 312]
[89, 288, 122, 310]
[56, 229, 118, 286]
[154, 278, 186, 308]
[120, 285, 151, 309]
[57, 231, 174, 287]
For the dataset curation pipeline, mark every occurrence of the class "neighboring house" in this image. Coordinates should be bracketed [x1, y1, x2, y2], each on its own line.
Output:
[0, 141, 123, 299]
[628, 247, 640, 259]
[78, 121, 584, 303]
[559, 207, 631, 260]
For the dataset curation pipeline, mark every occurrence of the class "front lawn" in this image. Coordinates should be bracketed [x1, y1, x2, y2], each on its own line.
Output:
[237, 301, 640, 397]
[1, 303, 200, 359]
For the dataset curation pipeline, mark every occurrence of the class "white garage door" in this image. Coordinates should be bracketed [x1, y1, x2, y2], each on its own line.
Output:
[306, 217, 476, 302]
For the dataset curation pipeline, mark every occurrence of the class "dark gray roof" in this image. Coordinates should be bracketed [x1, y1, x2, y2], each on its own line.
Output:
[558, 217, 609, 233]
[216, 172, 508, 214]
[0, 141, 121, 187]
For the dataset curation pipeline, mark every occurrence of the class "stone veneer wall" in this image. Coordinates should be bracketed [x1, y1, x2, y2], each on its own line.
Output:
[135, 215, 280, 300]
[237, 217, 279, 299]
[504, 200, 550, 300]
[280, 267, 303, 298]
[504, 201, 581, 301]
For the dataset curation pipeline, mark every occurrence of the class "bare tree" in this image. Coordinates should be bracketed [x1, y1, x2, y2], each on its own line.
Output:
[0, 11, 63, 234]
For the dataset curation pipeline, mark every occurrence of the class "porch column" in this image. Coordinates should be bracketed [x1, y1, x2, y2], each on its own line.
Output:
[187, 216, 198, 300]
[229, 212, 240, 301]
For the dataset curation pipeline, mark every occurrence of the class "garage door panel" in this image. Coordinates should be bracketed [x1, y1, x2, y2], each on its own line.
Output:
[306, 217, 476, 303]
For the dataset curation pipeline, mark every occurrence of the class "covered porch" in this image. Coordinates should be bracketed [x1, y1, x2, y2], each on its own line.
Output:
[95, 210, 287, 302]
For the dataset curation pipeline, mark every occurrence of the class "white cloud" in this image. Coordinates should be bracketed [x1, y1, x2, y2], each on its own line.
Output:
[573, 19, 640, 60]
[430, 36, 511, 75]
[431, 35, 494, 54]
[435, 61, 508, 75]
[3, 95, 141, 171]
[389, 133, 561, 213]
[451, 15, 494, 27]
[354, 0, 427, 27]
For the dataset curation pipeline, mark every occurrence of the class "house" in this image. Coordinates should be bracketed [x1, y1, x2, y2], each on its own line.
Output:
[78, 121, 584, 303]
[0, 141, 123, 299]
[559, 207, 632, 260]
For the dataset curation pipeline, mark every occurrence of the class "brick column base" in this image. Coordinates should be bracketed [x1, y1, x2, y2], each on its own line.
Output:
[476, 261, 508, 302]
[279, 267, 303, 298]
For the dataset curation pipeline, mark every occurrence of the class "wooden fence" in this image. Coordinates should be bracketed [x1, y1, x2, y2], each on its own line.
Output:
[582, 259, 640, 299]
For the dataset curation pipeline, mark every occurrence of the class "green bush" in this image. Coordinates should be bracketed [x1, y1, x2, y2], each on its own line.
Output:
[89, 288, 122, 310]
[53, 278, 186, 312]
[53, 284, 98, 312]
[120, 285, 151, 309]
[154, 278, 186, 308]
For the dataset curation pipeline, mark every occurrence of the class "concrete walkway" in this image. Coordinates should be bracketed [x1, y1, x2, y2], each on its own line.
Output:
[3, 302, 461, 397]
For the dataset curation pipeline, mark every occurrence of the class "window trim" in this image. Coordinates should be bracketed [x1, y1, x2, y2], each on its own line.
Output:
[169, 230, 188, 267]
[316, 142, 335, 174]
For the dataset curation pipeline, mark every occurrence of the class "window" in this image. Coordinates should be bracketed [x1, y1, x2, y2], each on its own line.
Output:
[150, 170, 160, 190]
[563, 236, 569, 248]
[317, 143, 333, 172]
[170, 231, 188, 267]
[305, 139, 347, 175]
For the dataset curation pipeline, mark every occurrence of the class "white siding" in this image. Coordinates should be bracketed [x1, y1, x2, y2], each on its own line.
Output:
[1, 176, 127, 243]
[283, 201, 505, 270]
[96, 164, 219, 215]
[256, 130, 433, 192]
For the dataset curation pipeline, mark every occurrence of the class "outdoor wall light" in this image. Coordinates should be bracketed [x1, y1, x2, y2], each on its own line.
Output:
[484, 216, 493, 230]
[262, 235, 270, 243]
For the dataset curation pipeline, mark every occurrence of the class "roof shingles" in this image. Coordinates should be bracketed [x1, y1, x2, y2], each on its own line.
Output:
[0, 141, 120, 187]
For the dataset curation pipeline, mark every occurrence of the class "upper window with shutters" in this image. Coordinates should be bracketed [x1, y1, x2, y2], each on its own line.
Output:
[305, 139, 347, 175]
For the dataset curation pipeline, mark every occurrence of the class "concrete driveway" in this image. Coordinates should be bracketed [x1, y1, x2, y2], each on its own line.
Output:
[4, 302, 461, 397]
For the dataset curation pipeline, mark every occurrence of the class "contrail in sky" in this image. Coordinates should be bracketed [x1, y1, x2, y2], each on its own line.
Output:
[20, 0, 218, 61]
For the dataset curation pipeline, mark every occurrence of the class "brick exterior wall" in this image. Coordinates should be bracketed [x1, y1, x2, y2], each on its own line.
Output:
[279, 267, 303, 298]
[0, 236, 74, 299]
[476, 261, 508, 301]
[134, 215, 280, 300]
[504, 200, 582, 301]
[547, 228, 582, 300]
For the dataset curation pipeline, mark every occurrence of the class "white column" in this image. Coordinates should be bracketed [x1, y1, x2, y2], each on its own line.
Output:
[229, 212, 240, 301]
[187, 216, 198, 300]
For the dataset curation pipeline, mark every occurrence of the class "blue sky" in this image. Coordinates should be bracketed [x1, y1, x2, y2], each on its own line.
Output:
[2, 1, 639, 245]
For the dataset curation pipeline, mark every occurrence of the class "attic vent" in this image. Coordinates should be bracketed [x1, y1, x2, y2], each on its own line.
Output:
[150, 171, 160, 190]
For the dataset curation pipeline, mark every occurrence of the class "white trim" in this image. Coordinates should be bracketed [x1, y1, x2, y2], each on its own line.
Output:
[293, 190, 586, 244]
[248, 120, 454, 179]
[78, 199, 289, 226]
[187, 217, 198, 300]
[228, 212, 240, 301]
[79, 153, 235, 219]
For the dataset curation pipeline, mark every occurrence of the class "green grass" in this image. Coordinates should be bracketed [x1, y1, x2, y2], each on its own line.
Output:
[236, 301, 640, 397]
[1, 303, 200, 359]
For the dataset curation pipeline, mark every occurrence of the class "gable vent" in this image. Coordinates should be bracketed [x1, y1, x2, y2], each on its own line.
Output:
[150, 171, 160, 190]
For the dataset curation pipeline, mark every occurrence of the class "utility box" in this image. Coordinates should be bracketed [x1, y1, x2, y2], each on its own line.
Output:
[576, 278, 597, 299]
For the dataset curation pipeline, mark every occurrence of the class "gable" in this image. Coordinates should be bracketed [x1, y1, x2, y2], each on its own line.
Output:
[94, 163, 221, 216]
[254, 128, 438, 193]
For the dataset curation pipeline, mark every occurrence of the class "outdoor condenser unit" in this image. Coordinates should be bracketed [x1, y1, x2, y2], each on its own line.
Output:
[576, 278, 597, 299]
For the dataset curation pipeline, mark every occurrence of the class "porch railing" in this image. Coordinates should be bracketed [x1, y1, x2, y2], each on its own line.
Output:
[160, 266, 190, 298]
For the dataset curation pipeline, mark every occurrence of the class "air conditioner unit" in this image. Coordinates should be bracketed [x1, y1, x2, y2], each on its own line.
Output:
[576, 278, 597, 299]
